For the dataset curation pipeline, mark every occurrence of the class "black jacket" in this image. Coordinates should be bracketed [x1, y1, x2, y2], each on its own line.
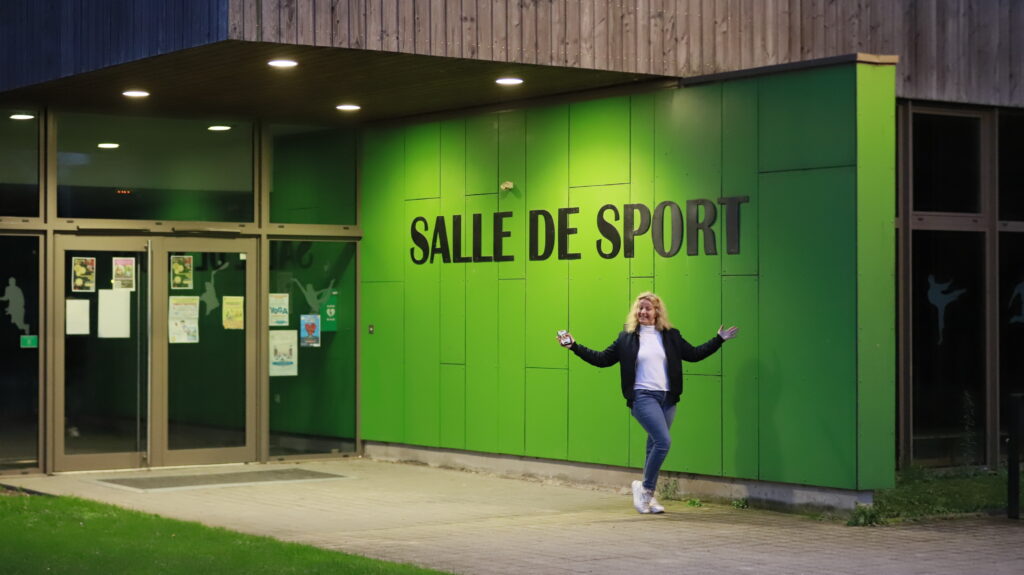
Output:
[570, 328, 724, 407]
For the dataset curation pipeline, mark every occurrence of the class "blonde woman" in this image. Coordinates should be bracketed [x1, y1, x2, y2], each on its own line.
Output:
[558, 292, 738, 514]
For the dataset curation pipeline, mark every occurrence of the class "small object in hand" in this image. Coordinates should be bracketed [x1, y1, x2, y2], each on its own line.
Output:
[557, 330, 572, 346]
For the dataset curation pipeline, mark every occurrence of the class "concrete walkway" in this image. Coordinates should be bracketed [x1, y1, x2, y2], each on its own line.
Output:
[4, 459, 1023, 574]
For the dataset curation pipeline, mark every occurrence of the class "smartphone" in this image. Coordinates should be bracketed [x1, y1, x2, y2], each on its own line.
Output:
[557, 330, 572, 346]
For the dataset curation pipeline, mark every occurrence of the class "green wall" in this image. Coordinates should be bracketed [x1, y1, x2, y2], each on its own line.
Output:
[360, 62, 896, 490]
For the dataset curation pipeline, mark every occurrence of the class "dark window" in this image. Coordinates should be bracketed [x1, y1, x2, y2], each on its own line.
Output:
[0, 110, 39, 217]
[269, 125, 357, 226]
[999, 112, 1024, 221]
[911, 230, 986, 466]
[0, 235, 40, 469]
[912, 113, 981, 213]
[56, 114, 253, 222]
[1000, 232, 1024, 461]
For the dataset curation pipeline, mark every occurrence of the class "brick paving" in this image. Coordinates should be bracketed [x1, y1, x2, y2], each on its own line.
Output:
[4, 459, 1023, 574]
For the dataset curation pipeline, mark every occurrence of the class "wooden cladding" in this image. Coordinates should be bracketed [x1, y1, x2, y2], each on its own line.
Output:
[228, 0, 1024, 108]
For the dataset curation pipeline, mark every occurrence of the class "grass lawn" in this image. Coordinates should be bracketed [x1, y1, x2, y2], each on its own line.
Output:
[871, 466, 1022, 523]
[0, 488, 446, 575]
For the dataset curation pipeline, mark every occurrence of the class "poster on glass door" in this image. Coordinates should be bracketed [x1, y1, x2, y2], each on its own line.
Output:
[112, 257, 136, 291]
[269, 330, 298, 376]
[170, 255, 193, 290]
[71, 257, 96, 292]
[168, 296, 200, 343]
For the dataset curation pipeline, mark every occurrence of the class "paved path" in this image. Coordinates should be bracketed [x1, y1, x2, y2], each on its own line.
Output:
[4, 459, 1023, 574]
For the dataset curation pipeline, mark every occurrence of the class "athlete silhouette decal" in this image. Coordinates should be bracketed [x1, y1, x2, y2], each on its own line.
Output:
[927, 274, 966, 345]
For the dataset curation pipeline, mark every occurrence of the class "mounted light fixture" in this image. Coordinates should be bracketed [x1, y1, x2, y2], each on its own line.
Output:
[9, 114, 35, 120]
[97, 143, 120, 149]
[207, 125, 232, 131]
[268, 59, 298, 68]
[122, 90, 150, 98]
[496, 77, 523, 86]
[336, 104, 361, 112]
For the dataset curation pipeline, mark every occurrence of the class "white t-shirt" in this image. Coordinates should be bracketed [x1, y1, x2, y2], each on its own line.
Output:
[634, 325, 669, 391]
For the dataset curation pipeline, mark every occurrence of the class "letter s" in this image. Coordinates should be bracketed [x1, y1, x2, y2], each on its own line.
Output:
[410, 216, 429, 264]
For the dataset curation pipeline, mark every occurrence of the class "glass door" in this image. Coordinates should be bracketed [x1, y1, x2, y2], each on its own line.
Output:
[149, 237, 257, 466]
[54, 236, 150, 471]
[54, 235, 257, 471]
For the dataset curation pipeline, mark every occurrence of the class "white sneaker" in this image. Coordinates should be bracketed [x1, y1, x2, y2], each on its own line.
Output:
[648, 493, 665, 514]
[631, 480, 652, 514]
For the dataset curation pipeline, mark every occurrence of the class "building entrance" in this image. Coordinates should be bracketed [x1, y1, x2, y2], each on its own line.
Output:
[52, 235, 257, 471]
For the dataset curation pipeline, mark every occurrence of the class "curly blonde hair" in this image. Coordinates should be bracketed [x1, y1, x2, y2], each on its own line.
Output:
[625, 292, 673, 333]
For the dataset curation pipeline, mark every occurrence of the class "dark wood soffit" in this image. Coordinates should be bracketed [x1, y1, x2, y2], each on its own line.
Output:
[0, 40, 663, 125]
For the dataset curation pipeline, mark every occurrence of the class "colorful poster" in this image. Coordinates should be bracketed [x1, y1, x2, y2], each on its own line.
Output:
[168, 295, 200, 343]
[112, 257, 136, 291]
[322, 290, 338, 332]
[269, 330, 298, 376]
[269, 293, 289, 326]
[98, 289, 130, 338]
[300, 314, 321, 347]
[222, 296, 244, 330]
[65, 299, 90, 335]
[71, 257, 96, 292]
[170, 255, 194, 290]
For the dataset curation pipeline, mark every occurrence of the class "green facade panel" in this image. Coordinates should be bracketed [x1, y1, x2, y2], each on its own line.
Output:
[569, 96, 630, 187]
[360, 281, 405, 442]
[567, 185, 631, 467]
[404, 122, 440, 200]
[856, 64, 897, 490]
[498, 111, 527, 279]
[465, 194, 500, 453]
[440, 120, 467, 365]
[466, 114, 498, 196]
[525, 368, 568, 459]
[439, 364, 466, 449]
[630, 93, 655, 279]
[498, 279, 526, 455]
[663, 374, 722, 476]
[360, 128, 405, 282]
[759, 66, 856, 173]
[759, 167, 857, 489]
[403, 199, 441, 447]
[721, 78, 759, 276]
[722, 275, 759, 479]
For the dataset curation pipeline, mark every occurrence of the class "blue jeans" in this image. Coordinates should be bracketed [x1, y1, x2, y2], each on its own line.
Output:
[631, 390, 677, 492]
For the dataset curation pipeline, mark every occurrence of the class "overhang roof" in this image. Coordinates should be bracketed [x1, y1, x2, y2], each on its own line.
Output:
[0, 40, 667, 125]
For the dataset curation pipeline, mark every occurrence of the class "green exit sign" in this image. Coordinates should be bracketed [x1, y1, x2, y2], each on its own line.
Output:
[20, 335, 38, 349]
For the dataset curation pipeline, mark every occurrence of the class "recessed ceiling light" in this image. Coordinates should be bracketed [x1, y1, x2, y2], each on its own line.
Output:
[97, 143, 120, 149]
[268, 59, 298, 68]
[122, 90, 150, 98]
[335, 104, 361, 112]
[496, 77, 523, 85]
[9, 114, 35, 120]
[207, 125, 232, 131]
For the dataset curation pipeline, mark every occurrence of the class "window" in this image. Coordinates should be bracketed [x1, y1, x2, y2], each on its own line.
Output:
[0, 109, 39, 217]
[912, 113, 981, 213]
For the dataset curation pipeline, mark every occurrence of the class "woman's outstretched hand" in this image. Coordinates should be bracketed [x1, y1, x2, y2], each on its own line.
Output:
[718, 325, 739, 340]
[557, 332, 575, 348]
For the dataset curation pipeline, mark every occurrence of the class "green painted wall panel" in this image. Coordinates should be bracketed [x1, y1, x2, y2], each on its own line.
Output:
[759, 66, 856, 172]
[569, 96, 630, 187]
[856, 63, 896, 490]
[567, 184, 631, 466]
[759, 167, 857, 489]
[465, 194, 500, 452]
[663, 375, 722, 476]
[440, 120, 467, 364]
[360, 281, 404, 442]
[630, 93, 655, 279]
[525, 368, 568, 459]
[403, 199, 441, 447]
[498, 279, 526, 455]
[466, 114, 498, 196]
[360, 128, 405, 282]
[721, 78, 759, 275]
[440, 364, 466, 449]
[498, 110, 527, 279]
[525, 105, 569, 369]
[722, 275, 759, 479]
[404, 122, 440, 200]
[629, 276, 655, 468]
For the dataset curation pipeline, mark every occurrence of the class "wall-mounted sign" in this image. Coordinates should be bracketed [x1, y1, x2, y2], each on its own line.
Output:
[409, 197, 749, 264]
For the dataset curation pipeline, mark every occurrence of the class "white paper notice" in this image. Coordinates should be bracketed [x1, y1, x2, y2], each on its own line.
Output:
[269, 293, 289, 326]
[65, 299, 90, 335]
[98, 289, 131, 338]
[269, 330, 298, 376]
[168, 296, 200, 344]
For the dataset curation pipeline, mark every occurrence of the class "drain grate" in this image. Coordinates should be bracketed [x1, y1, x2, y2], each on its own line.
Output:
[98, 468, 345, 491]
